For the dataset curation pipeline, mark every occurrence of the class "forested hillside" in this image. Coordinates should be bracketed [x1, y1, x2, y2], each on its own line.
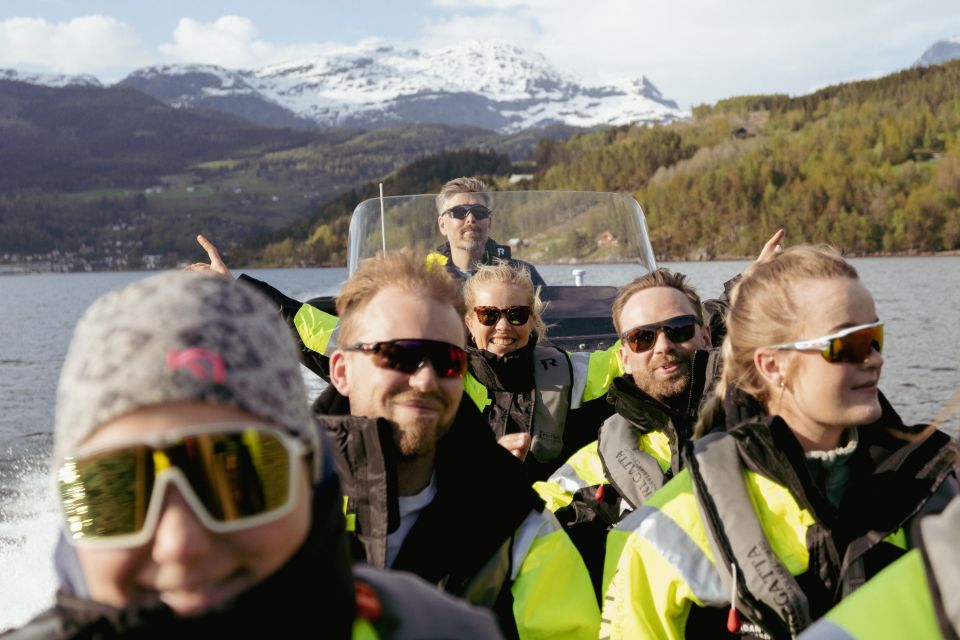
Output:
[262, 60, 960, 267]
[532, 60, 960, 258]
[0, 77, 577, 268]
[233, 149, 513, 266]
[6, 59, 959, 270]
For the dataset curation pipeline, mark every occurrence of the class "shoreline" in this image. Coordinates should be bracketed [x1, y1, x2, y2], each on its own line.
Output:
[2, 250, 958, 275]
[657, 249, 960, 262]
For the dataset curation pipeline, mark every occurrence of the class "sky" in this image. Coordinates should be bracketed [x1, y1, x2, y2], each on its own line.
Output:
[1, 0, 958, 109]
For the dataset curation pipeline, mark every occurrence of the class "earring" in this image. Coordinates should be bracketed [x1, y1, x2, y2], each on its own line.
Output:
[776, 378, 787, 412]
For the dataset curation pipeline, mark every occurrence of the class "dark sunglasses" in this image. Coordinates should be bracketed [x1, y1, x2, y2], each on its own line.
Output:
[59, 423, 307, 548]
[622, 314, 699, 353]
[443, 204, 492, 220]
[768, 322, 883, 364]
[341, 339, 468, 378]
[474, 306, 532, 327]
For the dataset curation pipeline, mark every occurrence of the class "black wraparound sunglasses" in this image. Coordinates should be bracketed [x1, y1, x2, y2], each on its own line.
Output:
[341, 339, 468, 378]
[443, 204, 492, 220]
[622, 314, 699, 353]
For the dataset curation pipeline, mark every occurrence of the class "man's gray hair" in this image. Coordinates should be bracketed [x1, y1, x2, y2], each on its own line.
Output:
[436, 176, 492, 214]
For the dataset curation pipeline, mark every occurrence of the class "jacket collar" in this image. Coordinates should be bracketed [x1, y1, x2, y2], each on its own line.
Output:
[434, 238, 511, 269]
[313, 386, 544, 590]
[467, 336, 537, 391]
[727, 391, 958, 534]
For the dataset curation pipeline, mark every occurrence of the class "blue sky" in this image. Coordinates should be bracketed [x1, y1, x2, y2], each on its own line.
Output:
[2, 0, 959, 109]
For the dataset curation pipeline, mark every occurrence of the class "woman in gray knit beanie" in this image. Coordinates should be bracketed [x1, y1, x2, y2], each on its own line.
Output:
[5, 271, 502, 639]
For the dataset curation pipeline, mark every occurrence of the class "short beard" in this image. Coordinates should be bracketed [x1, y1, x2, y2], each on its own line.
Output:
[631, 354, 692, 404]
[388, 392, 455, 457]
[393, 416, 450, 457]
[455, 229, 486, 256]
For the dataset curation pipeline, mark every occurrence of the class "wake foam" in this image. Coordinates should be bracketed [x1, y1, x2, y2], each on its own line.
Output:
[0, 453, 59, 632]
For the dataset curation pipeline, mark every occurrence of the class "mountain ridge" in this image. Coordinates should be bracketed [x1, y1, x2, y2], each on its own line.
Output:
[115, 40, 686, 133]
[914, 35, 960, 66]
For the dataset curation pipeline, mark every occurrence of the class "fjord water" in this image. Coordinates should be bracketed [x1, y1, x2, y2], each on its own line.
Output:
[1, 258, 958, 630]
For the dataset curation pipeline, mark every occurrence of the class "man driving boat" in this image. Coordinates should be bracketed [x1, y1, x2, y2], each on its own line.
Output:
[428, 177, 545, 286]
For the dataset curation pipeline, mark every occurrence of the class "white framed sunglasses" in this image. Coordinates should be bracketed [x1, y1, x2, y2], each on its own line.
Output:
[58, 422, 308, 549]
[766, 321, 883, 364]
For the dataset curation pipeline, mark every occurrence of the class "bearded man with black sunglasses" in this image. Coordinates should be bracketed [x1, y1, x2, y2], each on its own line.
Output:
[427, 177, 545, 285]
[536, 231, 787, 595]
[315, 251, 600, 640]
[534, 268, 722, 591]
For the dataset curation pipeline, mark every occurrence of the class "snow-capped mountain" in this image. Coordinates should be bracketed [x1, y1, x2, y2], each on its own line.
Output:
[915, 35, 960, 67]
[118, 41, 685, 132]
[1, 68, 102, 88]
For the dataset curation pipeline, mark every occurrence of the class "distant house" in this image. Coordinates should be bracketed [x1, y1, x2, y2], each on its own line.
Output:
[596, 230, 619, 247]
[509, 174, 534, 184]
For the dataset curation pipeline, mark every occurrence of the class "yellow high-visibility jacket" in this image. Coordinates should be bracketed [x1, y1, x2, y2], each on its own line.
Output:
[600, 412, 958, 639]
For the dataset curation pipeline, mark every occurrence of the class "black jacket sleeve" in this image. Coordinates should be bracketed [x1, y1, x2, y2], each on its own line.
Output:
[238, 274, 333, 380]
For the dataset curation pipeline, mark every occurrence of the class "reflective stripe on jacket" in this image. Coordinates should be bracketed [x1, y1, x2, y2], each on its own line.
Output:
[600, 413, 958, 640]
[532, 357, 712, 516]
[534, 440, 605, 511]
[533, 428, 672, 512]
[800, 496, 960, 640]
[687, 433, 812, 637]
[509, 510, 602, 640]
[600, 466, 809, 639]
[796, 550, 942, 640]
[319, 394, 600, 640]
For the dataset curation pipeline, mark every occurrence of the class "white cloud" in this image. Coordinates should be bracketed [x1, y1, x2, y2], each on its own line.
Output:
[1, 5, 957, 105]
[415, 14, 541, 51]
[0, 15, 150, 74]
[418, 0, 960, 107]
[157, 16, 339, 69]
[431, 0, 549, 8]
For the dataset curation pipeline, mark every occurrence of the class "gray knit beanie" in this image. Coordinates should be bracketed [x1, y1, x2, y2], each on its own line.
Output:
[53, 271, 320, 476]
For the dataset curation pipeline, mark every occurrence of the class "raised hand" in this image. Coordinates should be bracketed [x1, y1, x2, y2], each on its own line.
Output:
[755, 228, 785, 264]
[184, 234, 234, 279]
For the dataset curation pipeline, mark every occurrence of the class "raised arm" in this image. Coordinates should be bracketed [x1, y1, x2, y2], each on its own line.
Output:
[755, 228, 785, 265]
[183, 234, 337, 380]
[184, 234, 234, 279]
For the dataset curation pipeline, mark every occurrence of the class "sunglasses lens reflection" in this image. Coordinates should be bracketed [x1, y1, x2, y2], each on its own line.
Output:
[476, 308, 500, 326]
[505, 307, 531, 325]
[446, 205, 491, 220]
[475, 306, 531, 327]
[375, 340, 467, 378]
[624, 317, 698, 353]
[827, 325, 883, 363]
[60, 429, 294, 542]
[627, 329, 656, 352]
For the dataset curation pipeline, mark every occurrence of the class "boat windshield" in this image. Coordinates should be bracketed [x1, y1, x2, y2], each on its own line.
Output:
[347, 190, 657, 350]
[347, 190, 656, 284]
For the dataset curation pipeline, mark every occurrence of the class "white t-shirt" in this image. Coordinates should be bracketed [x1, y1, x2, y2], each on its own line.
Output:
[386, 473, 438, 568]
